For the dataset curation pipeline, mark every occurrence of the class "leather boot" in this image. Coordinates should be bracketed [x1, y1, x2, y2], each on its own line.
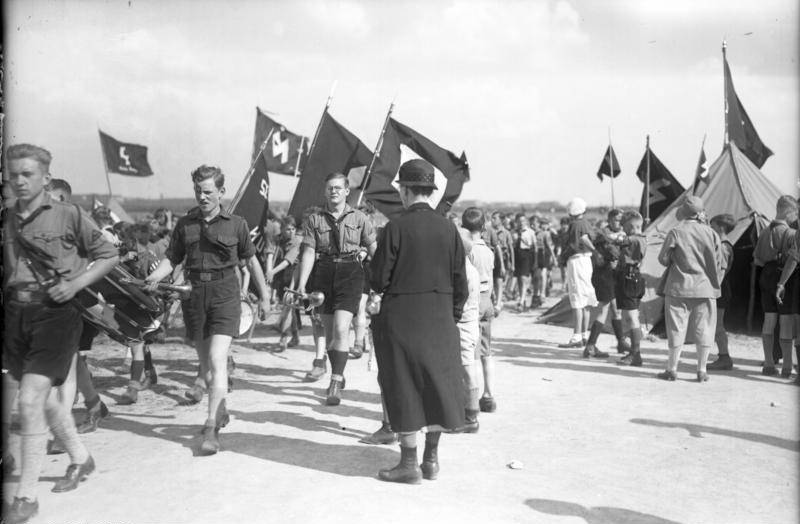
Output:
[378, 446, 422, 484]
[360, 421, 397, 445]
[325, 377, 344, 406]
[304, 357, 327, 382]
[421, 439, 440, 480]
[77, 400, 110, 434]
[707, 354, 733, 371]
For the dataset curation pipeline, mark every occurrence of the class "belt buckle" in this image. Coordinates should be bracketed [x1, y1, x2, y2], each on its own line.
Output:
[199, 273, 212, 282]
[16, 290, 32, 303]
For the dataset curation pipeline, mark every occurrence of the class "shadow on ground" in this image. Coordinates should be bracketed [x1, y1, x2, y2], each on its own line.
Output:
[630, 418, 800, 452]
[525, 498, 682, 524]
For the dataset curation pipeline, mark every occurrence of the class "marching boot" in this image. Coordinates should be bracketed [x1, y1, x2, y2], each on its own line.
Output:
[77, 400, 110, 434]
[421, 433, 440, 480]
[360, 421, 397, 445]
[378, 446, 422, 484]
[304, 356, 327, 382]
[325, 376, 344, 406]
[199, 422, 220, 455]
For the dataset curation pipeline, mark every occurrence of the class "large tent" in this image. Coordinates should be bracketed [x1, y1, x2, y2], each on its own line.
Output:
[538, 142, 785, 333]
[639, 142, 783, 332]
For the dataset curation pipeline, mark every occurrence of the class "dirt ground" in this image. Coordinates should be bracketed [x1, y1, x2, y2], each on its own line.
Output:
[3, 291, 799, 524]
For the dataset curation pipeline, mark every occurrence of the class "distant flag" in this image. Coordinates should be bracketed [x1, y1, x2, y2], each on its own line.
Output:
[596, 145, 621, 180]
[636, 146, 684, 222]
[287, 111, 373, 220]
[229, 145, 271, 251]
[692, 140, 709, 195]
[724, 49, 773, 168]
[360, 118, 470, 220]
[98, 131, 153, 177]
[251, 107, 309, 176]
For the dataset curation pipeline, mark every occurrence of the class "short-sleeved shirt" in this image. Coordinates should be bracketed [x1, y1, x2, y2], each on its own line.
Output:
[753, 220, 793, 267]
[166, 207, 255, 271]
[481, 225, 499, 250]
[496, 227, 514, 257]
[469, 239, 495, 293]
[301, 204, 376, 255]
[274, 234, 303, 266]
[459, 259, 481, 325]
[567, 217, 593, 254]
[787, 229, 800, 263]
[619, 235, 647, 266]
[518, 227, 536, 250]
[658, 219, 721, 299]
[3, 194, 118, 288]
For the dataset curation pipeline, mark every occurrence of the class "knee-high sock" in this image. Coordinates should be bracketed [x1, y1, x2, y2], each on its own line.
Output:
[611, 318, 624, 342]
[328, 350, 348, 376]
[779, 339, 794, 371]
[16, 431, 48, 499]
[667, 345, 683, 372]
[629, 328, 642, 354]
[144, 347, 153, 371]
[48, 412, 89, 465]
[762, 333, 775, 366]
[586, 321, 603, 346]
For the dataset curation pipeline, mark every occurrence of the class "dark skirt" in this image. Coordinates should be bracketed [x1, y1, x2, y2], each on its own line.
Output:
[372, 292, 465, 433]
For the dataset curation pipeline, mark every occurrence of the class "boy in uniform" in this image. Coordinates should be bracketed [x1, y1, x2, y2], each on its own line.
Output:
[707, 214, 736, 371]
[3, 144, 119, 523]
[145, 165, 270, 455]
[615, 212, 647, 366]
[265, 216, 304, 351]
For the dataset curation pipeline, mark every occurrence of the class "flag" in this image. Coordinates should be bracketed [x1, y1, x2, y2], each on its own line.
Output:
[287, 111, 373, 219]
[361, 118, 470, 220]
[724, 54, 773, 168]
[692, 143, 709, 195]
[92, 195, 133, 224]
[636, 147, 684, 221]
[98, 131, 153, 177]
[229, 147, 271, 251]
[596, 145, 621, 180]
[251, 107, 309, 176]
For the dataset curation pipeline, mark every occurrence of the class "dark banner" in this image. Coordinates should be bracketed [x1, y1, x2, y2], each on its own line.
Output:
[99, 130, 153, 176]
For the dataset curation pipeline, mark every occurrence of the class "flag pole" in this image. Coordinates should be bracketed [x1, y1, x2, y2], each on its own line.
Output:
[645, 134, 651, 225]
[98, 129, 113, 197]
[305, 81, 338, 163]
[293, 136, 305, 177]
[356, 98, 395, 208]
[228, 128, 275, 212]
[608, 127, 616, 209]
[722, 39, 729, 146]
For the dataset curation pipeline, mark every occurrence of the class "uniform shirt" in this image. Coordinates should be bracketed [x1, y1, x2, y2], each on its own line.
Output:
[787, 229, 800, 263]
[567, 217, 593, 255]
[619, 234, 647, 266]
[458, 258, 481, 325]
[480, 225, 499, 250]
[495, 226, 514, 258]
[302, 204, 376, 255]
[518, 226, 536, 250]
[469, 238, 495, 293]
[658, 218, 721, 299]
[166, 207, 255, 271]
[3, 194, 117, 288]
[753, 220, 794, 267]
[720, 238, 734, 277]
[271, 233, 303, 266]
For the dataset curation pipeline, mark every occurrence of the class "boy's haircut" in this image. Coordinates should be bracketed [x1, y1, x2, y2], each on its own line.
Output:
[7, 144, 53, 170]
[47, 178, 72, 196]
[710, 213, 736, 234]
[776, 195, 798, 214]
[281, 216, 297, 228]
[607, 208, 623, 221]
[133, 221, 152, 235]
[191, 165, 225, 189]
[491, 210, 502, 219]
[560, 216, 570, 226]
[622, 211, 643, 225]
[324, 172, 349, 187]
[461, 207, 485, 232]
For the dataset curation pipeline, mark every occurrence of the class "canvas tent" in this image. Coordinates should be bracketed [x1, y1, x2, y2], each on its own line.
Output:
[640, 142, 783, 332]
[538, 143, 785, 334]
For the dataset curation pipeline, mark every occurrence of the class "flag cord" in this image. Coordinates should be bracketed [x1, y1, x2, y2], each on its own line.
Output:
[356, 101, 395, 208]
[229, 128, 274, 212]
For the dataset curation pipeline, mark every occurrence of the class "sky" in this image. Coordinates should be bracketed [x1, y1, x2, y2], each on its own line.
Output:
[4, 0, 799, 206]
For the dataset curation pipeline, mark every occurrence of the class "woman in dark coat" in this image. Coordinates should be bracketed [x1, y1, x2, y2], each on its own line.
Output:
[370, 159, 468, 484]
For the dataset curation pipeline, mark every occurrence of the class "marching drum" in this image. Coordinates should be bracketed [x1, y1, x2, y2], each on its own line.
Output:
[80, 263, 165, 345]
[239, 299, 256, 337]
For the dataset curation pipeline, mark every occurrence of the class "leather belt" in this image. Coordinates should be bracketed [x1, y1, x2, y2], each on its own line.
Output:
[318, 252, 360, 263]
[6, 284, 49, 304]
[187, 267, 235, 283]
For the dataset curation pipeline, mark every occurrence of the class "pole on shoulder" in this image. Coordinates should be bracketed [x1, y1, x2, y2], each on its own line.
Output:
[356, 98, 396, 208]
[228, 128, 275, 211]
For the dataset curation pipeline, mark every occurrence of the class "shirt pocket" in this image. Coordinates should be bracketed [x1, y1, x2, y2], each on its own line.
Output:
[315, 221, 332, 253]
[26, 230, 67, 261]
[343, 223, 361, 252]
[217, 234, 239, 261]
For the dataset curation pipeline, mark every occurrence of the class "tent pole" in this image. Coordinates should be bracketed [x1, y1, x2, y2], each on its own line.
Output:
[722, 40, 729, 146]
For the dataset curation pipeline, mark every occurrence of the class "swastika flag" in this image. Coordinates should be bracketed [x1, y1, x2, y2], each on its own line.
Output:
[98, 130, 153, 177]
[636, 146, 684, 222]
[252, 108, 309, 176]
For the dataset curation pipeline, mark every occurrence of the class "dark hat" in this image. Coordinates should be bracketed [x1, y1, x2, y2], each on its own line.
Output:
[397, 159, 438, 189]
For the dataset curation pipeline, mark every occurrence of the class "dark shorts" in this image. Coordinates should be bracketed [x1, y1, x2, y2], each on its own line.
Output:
[515, 249, 533, 277]
[79, 321, 99, 351]
[536, 248, 553, 269]
[3, 300, 81, 386]
[310, 258, 364, 315]
[615, 268, 645, 311]
[760, 262, 797, 315]
[182, 273, 241, 340]
[592, 265, 616, 303]
[717, 278, 732, 310]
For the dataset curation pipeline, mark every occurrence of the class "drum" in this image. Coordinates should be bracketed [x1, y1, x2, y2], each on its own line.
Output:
[79, 264, 164, 345]
[239, 299, 255, 337]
